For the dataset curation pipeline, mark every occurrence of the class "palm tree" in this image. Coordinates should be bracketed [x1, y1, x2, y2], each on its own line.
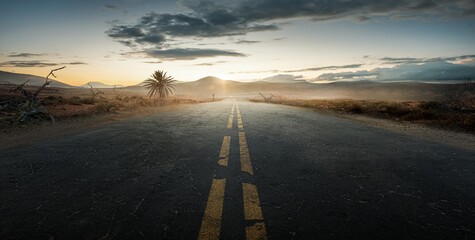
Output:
[144, 70, 176, 99]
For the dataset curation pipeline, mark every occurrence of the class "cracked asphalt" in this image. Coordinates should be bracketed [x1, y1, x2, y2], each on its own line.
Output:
[1, 99, 474, 239]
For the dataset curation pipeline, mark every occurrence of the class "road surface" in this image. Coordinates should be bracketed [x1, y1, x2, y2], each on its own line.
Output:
[1, 99, 474, 239]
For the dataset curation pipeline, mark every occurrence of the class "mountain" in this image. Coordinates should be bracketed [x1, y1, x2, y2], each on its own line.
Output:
[0, 70, 452, 100]
[0, 70, 75, 88]
[171, 76, 451, 100]
[80, 82, 124, 89]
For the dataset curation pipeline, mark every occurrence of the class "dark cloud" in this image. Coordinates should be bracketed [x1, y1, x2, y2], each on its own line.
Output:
[181, 0, 475, 23]
[287, 64, 363, 73]
[314, 61, 475, 82]
[103, 4, 127, 14]
[260, 74, 306, 83]
[8, 53, 48, 58]
[380, 55, 475, 64]
[0, 60, 87, 67]
[0, 60, 57, 67]
[107, 0, 474, 60]
[235, 39, 260, 44]
[104, 4, 119, 10]
[65, 61, 87, 65]
[144, 48, 245, 60]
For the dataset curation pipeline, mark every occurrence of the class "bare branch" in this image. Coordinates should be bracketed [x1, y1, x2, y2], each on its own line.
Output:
[34, 66, 66, 97]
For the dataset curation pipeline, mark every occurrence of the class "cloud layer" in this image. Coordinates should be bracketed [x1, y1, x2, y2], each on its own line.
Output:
[315, 61, 475, 82]
[106, 0, 475, 61]
[8, 53, 48, 58]
[0, 60, 87, 67]
[144, 48, 245, 60]
[260, 74, 306, 83]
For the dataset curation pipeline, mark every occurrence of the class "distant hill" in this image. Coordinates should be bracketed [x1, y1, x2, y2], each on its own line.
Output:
[80, 82, 124, 89]
[0, 70, 75, 88]
[170, 76, 452, 100]
[0, 71, 454, 100]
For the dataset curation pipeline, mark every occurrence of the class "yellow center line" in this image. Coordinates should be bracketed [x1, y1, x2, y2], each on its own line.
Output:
[198, 178, 227, 240]
[227, 103, 236, 129]
[246, 222, 268, 240]
[236, 104, 244, 130]
[218, 136, 231, 166]
[237, 104, 268, 240]
[239, 132, 254, 175]
[242, 183, 264, 220]
[227, 115, 233, 129]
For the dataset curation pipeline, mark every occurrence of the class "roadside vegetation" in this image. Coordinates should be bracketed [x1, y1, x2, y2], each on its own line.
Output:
[252, 84, 475, 133]
[0, 68, 209, 128]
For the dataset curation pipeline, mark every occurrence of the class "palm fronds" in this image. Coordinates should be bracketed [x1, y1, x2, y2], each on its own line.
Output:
[144, 70, 176, 99]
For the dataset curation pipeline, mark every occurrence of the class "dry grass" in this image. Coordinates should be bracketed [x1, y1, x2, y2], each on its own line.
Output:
[251, 97, 475, 133]
[0, 84, 213, 128]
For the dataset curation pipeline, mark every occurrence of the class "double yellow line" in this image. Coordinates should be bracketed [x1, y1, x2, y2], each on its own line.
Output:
[198, 103, 267, 240]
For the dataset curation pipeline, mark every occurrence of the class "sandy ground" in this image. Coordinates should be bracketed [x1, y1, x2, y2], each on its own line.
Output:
[0, 104, 189, 150]
[291, 106, 475, 151]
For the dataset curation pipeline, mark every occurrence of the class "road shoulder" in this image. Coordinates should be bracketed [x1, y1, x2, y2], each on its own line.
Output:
[0, 104, 190, 150]
[280, 104, 475, 151]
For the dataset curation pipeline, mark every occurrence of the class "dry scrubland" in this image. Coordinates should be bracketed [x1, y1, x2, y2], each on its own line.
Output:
[0, 84, 212, 128]
[251, 97, 475, 133]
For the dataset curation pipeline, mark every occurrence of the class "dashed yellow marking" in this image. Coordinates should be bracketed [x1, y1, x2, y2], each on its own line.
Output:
[227, 114, 233, 129]
[198, 178, 226, 240]
[242, 183, 264, 220]
[239, 132, 253, 175]
[218, 136, 231, 166]
[246, 222, 268, 240]
[236, 104, 244, 130]
[231, 103, 235, 114]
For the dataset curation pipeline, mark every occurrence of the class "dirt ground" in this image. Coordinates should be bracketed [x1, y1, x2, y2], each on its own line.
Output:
[0, 104, 194, 150]
[0, 84, 216, 149]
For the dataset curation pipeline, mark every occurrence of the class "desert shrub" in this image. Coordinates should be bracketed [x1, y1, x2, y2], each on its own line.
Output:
[95, 100, 123, 112]
[419, 101, 442, 111]
[349, 103, 363, 113]
[80, 97, 95, 104]
[42, 96, 65, 105]
[67, 96, 82, 105]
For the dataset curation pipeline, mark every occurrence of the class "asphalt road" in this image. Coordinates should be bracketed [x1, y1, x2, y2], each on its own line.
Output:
[1, 99, 474, 240]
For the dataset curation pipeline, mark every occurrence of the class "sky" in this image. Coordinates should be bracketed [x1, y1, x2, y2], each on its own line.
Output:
[1, 0, 475, 86]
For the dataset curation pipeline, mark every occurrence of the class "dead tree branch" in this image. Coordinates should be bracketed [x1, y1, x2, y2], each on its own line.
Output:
[88, 83, 105, 101]
[5, 67, 65, 123]
[259, 92, 275, 103]
[34, 66, 65, 98]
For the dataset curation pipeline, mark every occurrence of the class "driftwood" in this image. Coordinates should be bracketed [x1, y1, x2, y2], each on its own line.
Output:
[6, 66, 65, 123]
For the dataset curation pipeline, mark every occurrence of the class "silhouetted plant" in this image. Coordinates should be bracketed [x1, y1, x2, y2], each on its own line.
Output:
[144, 70, 176, 99]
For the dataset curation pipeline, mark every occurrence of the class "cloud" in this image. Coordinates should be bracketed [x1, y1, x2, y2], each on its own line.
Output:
[144, 48, 245, 60]
[260, 74, 306, 83]
[314, 61, 475, 82]
[103, 4, 127, 14]
[8, 53, 48, 58]
[106, 11, 278, 44]
[106, 0, 475, 60]
[65, 61, 87, 65]
[235, 39, 260, 44]
[0, 60, 87, 67]
[286, 64, 363, 72]
[181, 0, 475, 23]
[194, 60, 227, 66]
[380, 55, 475, 64]
[0, 61, 57, 67]
[231, 64, 362, 74]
